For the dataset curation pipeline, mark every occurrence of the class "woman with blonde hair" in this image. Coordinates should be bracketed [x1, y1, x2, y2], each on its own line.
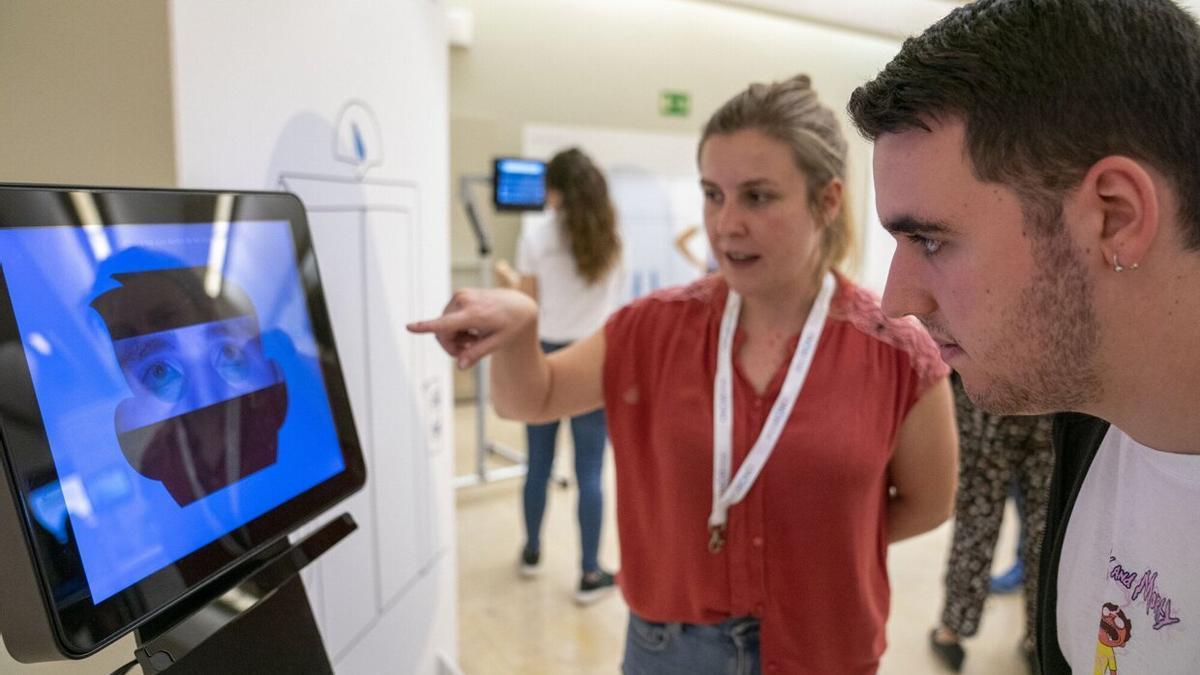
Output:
[413, 75, 957, 673]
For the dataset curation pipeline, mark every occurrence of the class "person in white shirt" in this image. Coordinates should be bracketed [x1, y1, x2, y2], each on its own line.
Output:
[493, 147, 623, 604]
[848, 1, 1200, 672]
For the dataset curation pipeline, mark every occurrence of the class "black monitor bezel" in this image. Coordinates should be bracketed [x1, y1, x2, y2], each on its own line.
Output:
[491, 156, 546, 212]
[0, 183, 366, 659]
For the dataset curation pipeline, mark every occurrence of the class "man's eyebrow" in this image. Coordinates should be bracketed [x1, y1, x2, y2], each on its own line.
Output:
[205, 316, 253, 339]
[882, 215, 955, 236]
[115, 335, 173, 364]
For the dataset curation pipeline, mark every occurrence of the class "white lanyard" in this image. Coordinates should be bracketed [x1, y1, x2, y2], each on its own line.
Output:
[708, 271, 835, 553]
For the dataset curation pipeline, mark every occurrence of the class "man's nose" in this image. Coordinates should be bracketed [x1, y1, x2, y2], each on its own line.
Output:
[184, 364, 231, 412]
[879, 250, 937, 320]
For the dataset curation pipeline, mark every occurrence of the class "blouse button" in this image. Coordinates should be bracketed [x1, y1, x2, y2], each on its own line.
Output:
[752, 536, 763, 548]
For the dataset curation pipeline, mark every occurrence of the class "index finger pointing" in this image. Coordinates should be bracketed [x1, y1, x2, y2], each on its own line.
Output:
[407, 312, 475, 335]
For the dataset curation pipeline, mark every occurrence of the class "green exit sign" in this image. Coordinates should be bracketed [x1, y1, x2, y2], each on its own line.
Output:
[659, 90, 691, 117]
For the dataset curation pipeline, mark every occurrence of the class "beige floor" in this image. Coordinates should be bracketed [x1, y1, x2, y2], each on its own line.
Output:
[454, 403, 1029, 674]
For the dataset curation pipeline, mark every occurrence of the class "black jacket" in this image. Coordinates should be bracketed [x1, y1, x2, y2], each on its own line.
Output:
[1036, 412, 1111, 675]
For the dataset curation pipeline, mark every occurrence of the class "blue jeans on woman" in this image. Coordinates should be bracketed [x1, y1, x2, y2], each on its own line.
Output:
[522, 340, 607, 574]
[622, 612, 761, 675]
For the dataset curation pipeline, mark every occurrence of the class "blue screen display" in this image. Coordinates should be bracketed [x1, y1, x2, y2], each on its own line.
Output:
[495, 158, 546, 208]
[0, 220, 345, 603]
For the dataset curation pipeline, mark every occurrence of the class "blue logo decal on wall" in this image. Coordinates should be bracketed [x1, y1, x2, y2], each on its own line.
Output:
[334, 101, 382, 177]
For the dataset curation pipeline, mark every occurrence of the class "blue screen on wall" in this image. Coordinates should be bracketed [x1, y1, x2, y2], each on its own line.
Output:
[493, 157, 546, 211]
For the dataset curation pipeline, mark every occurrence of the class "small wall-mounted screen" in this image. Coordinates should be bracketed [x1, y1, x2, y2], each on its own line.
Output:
[492, 157, 546, 211]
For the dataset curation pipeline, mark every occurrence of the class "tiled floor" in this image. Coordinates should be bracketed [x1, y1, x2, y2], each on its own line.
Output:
[454, 403, 1030, 674]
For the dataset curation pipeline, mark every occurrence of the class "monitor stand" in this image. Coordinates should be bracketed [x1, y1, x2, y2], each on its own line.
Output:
[129, 513, 355, 674]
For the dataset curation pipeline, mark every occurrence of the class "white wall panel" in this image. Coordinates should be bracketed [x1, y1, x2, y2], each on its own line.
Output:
[169, 1, 454, 672]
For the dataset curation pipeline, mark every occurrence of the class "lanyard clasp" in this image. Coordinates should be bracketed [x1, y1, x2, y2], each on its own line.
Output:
[708, 524, 726, 553]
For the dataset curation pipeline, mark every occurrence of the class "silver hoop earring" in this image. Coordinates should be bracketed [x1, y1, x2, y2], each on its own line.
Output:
[1113, 254, 1125, 273]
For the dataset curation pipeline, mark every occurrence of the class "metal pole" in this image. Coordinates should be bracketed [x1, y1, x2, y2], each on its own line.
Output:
[454, 174, 534, 489]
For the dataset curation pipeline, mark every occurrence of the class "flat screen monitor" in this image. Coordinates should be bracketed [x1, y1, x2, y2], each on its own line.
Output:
[492, 157, 546, 211]
[0, 184, 365, 662]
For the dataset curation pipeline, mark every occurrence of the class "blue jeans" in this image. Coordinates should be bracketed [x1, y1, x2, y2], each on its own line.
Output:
[622, 613, 761, 675]
[522, 340, 607, 574]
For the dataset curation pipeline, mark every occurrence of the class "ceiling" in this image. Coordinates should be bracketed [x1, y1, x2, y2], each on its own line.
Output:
[716, 0, 1200, 41]
[712, 0, 970, 40]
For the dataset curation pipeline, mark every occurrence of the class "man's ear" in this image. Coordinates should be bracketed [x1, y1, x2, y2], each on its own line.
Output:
[1072, 156, 1159, 269]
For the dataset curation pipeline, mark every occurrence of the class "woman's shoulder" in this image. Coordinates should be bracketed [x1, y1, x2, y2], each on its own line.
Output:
[517, 214, 567, 271]
[519, 213, 558, 244]
[626, 274, 723, 313]
[830, 273, 947, 380]
[607, 274, 722, 334]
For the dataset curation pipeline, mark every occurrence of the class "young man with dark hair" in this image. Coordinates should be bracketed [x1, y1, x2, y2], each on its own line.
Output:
[847, 0, 1200, 672]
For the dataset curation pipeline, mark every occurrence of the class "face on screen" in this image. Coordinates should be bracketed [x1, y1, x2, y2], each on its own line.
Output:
[91, 267, 289, 506]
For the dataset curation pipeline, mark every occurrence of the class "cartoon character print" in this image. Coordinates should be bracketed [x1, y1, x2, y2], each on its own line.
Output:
[1095, 602, 1132, 675]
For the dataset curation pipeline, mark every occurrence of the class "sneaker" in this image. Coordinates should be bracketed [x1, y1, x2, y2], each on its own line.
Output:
[573, 569, 616, 605]
[990, 559, 1025, 594]
[518, 547, 541, 578]
[929, 627, 965, 672]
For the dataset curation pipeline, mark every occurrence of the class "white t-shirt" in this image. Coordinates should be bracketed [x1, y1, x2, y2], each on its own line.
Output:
[515, 211, 624, 343]
[1057, 426, 1200, 673]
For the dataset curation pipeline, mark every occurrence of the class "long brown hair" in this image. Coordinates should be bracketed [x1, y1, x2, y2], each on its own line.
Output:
[700, 74, 851, 278]
[545, 148, 621, 284]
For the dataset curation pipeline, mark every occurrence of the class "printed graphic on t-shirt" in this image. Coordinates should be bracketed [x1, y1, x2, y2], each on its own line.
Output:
[1088, 554, 1185, 673]
[1058, 427, 1199, 673]
[1093, 602, 1131, 674]
[1107, 555, 1182, 630]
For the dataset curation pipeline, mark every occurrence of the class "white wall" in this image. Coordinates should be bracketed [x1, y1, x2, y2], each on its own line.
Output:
[170, 2, 456, 673]
[0, 1, 175, 187]
[860, 150, 896, 298]
[449, 0, 905, 281]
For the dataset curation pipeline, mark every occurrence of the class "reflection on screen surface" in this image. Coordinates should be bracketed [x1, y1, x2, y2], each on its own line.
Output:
[0, 220, 345, 602]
